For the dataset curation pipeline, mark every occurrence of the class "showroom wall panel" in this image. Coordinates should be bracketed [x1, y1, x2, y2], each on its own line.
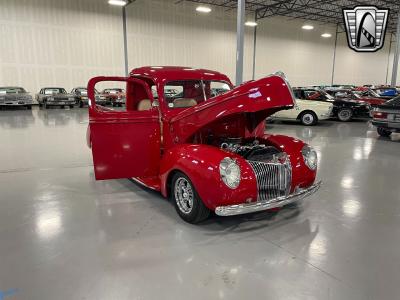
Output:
[0, 0, 398, 91]
[333, 32, 398, 85]
[254, 18, 336, 86]
[126, 0, 255, 82]
[0, 0, 125, 93]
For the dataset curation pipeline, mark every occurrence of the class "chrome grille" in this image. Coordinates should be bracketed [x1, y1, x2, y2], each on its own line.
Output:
[248, 159, 292, 201]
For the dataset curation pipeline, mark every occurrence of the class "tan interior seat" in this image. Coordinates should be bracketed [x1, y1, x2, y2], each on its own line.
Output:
[137, 99, 151, 111]
[173, 98, 197, 108]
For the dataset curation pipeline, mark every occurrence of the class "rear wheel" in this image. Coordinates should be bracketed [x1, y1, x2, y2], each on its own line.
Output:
[299, 111, 318, 126]
[337, 108, 353, 122]
[69, 104, 74, 109]
[171, 172, 210, 224]
[377, 127, 392, 137]
[60, 105, 65, 109]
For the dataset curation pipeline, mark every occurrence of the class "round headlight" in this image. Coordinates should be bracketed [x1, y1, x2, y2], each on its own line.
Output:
[302, 145, 318, 170]
[219, 157, 241, 189]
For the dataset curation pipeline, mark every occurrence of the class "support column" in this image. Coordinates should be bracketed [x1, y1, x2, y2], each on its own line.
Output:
[235, 0, 245, 86]
[252, 11, 257, 80]
[385, 33, 393, 85]
[331, 24, 339, 85]
[391, 14, 400, 87]
[123, 6, 129, 76]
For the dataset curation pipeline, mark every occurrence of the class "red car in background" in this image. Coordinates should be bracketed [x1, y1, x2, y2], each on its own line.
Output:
[86, 67, 321, 223]
[326, 89, 387, 107]
[100, 88, 126, 107]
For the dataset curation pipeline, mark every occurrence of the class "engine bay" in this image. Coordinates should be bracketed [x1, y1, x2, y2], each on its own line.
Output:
[219, 137, 284, 163]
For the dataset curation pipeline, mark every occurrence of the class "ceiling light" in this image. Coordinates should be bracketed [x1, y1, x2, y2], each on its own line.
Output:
[196, 6, 211, 13]
[302, 24, 314, 30]
[245, 21, 258, 27]
[108, 0, 128, 6]
[321, 33, 332, 38]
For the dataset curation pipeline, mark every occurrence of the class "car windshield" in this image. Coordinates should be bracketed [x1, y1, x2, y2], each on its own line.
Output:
[164, 80, 231, 109]
[304, 89, 334, 101]
[76, 88, 88, 95]
[44, 88, 66, 95]
[104, 89, 123, 94]
[0, 87, 26, 94]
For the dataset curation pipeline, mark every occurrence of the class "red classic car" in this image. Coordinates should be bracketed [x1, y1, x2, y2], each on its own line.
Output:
[326, 89, 387, 107]
[100, 88, 126, 107]
[87, 67, 321, 223]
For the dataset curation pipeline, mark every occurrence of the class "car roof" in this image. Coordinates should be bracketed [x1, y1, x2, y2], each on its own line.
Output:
[130, 66, 231, 84]
[42, 87, 65, 89]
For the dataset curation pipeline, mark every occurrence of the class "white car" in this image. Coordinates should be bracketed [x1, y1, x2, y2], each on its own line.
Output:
[270, 99, 333, 125]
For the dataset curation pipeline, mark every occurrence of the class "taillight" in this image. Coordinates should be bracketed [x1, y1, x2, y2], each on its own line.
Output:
[373, 111, 388, 119]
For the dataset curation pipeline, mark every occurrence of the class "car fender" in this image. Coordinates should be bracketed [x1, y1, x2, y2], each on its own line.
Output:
[159, 144, 258, 210]
[263, 134, 316, 189]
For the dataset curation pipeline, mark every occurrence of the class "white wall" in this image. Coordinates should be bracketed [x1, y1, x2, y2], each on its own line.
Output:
[0, 0, 399, 93]
[254, 18, 336, 86]
[126, 0, 254, 83]
[0, 0, 124, 94]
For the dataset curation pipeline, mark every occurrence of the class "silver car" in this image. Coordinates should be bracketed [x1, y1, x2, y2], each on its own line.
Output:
[36, 87, 75, 109]
[0, 87, 33, 109]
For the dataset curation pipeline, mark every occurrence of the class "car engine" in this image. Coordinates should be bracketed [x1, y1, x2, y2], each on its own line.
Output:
[220, 138, 283, 162]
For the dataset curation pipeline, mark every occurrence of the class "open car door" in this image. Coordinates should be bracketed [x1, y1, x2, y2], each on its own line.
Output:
[88, 76, 161, 180]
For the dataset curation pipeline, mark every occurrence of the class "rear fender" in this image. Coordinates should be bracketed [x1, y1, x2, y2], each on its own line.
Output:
[160, 144, 258, 210]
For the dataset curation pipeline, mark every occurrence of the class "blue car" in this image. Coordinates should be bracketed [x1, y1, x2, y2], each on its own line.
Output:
[375, 88, 398, 98]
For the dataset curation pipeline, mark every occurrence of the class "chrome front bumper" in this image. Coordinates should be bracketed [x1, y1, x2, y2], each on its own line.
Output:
[215, 181, 321, 216]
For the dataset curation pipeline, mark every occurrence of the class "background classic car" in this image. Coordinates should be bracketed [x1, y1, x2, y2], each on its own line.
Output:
[86, 67, 320, 223]
[294, 88, 370, 122]
[71, 87, 107, 107]
[100, 88, 125, 107]
[372, 95, 400, 138]
[270, 98, 333, 125]
[0, 87, 33, 109]
[326, 89, 387, 107]
[36, 87, 75, 108]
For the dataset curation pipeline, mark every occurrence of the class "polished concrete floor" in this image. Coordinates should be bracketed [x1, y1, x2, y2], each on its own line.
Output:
[0, 107, 399, 300]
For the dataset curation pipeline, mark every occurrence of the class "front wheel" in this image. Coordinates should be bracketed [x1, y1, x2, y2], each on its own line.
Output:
[26, 105, 32, 110]
[69, 105, 74, 109]
[300, 111, 318, 126]
[337, 108, 353, 122]
[377, 127, 392, 137]
[171, 172, 210, 224]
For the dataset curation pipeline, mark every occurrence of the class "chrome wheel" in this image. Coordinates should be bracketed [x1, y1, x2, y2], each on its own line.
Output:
[338, 108, 352, 121]
[174, 177, 194, 214]
[302, 113, 314, 125]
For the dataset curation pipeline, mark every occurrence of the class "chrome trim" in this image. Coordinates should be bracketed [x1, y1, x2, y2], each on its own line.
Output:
[247, 158, 292, 201]
[215, 181, 321, 216]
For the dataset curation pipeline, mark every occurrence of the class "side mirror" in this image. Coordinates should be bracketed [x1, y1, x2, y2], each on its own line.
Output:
[152, 100, 160, 108]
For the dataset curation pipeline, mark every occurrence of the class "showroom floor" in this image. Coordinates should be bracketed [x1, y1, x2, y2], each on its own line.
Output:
[0, 107, 399, 300]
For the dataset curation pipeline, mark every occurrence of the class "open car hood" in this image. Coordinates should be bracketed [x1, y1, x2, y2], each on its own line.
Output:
[169, 74, 295, 142]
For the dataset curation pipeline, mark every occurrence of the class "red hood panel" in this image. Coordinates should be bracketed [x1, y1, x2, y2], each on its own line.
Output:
[169, 74, 295, 142]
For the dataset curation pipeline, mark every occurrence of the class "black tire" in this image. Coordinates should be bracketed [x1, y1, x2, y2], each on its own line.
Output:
[26, 105, 32, 110]
[79, 101, 83, 108]
[299, 111, 318, 126]
[377, 127, 392, 137]
[171, 172, 210, 224]
[43, 101, 47, 109]
[337, 108, 353, 122]
[69, 105, 74, 109]
[38, 103, 42, 108]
